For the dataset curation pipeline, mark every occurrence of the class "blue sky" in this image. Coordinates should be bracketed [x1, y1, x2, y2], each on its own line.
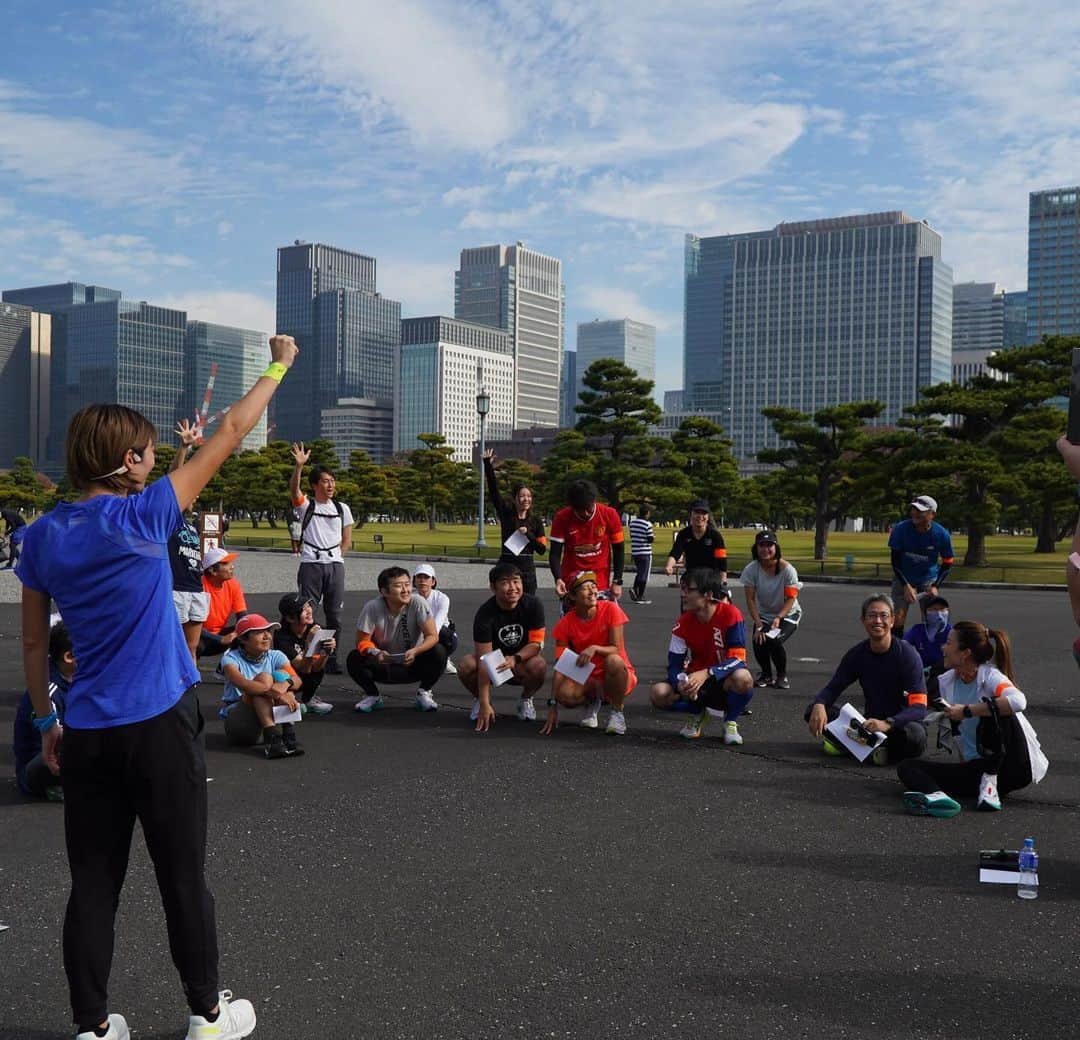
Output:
[1, 0, 1078, 397]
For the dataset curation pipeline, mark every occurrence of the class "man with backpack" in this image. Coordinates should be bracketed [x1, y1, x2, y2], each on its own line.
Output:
[290, 442, 354, 674]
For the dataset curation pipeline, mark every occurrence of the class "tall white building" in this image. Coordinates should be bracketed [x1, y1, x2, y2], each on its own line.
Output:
[454, 242, 564, 429]
[575, 318, 656, 407]
[395, 316, 514, 462]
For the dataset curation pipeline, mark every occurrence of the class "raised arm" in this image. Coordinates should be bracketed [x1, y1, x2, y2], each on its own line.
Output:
[289, 441, 310, 505]
[169, 336, 298, 511]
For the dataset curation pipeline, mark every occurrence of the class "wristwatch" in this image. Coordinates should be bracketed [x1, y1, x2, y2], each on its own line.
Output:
[546, 697, 557, 707]
[962, 705, 973, 718]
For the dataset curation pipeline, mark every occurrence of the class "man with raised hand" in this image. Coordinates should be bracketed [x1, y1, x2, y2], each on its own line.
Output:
[289, 442, 353, 674]
[457, 562, 547, 732]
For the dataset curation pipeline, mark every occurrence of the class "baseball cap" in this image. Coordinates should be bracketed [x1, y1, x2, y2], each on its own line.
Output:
[201, 546, 238, 570]
[569, 570, 599, 592]
[910, 495, 937, 513]
[235, 613, 280, 637]
[755, 530, 778, 545]
[689, 499, 710, 513]
[413, 563, 437, 580]
[278, 592, 314, 618]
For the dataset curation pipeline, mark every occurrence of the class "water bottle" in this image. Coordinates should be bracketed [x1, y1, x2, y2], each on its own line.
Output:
[676, 671, 689, 689]
[1017, 837, 1039, 900]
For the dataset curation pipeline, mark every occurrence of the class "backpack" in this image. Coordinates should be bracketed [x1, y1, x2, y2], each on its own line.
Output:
[300, 498, 345, 557]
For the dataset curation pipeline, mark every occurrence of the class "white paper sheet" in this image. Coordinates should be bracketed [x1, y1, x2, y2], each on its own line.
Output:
[765, 627, 783, 639]
[980, 869, 1022, 885]
[272, 704, 302, 724]
[824, 702, 886, 762]
[503, 529, 530, 555]
[480, 649, 514, 686]
[555, 650, 596, 686]
[304, 626, 336, 657]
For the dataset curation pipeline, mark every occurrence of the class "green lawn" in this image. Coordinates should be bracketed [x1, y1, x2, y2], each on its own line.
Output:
[222, 521, 1070, 585]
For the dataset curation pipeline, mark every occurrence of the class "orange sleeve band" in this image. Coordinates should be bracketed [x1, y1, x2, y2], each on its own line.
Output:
[356, 638, 375, 653]
[527, 628, 546, 645]
[292, 496, 306, 508]
[714, 547, 727, 559]
[730, 647, 747, 661]
[283, 664, 300, 682]
[611, 530, 625, 544]
[784, 586, 799, 598]
[993, 682, 1011, 698]
[941, 557, 954, 564]
[536, 535, 548, 547]
[907, 692, 928, 707]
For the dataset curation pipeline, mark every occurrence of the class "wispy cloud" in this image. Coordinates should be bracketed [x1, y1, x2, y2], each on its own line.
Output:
[155, 290, 275, 332]
[577, 286, 678, 333]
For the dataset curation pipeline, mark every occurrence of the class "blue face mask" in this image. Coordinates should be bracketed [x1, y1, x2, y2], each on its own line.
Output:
[926, 610, 949, 634]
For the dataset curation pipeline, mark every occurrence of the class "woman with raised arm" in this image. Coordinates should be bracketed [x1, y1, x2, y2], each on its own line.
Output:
[17, 336, 298, 1040]
[483, 447, 547, 595]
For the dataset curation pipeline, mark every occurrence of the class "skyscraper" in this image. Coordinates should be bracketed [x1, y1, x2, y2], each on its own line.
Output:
[0, 302, 33, 467]
[559, 349, 577, 427]
[1003, 290, 1029, 348]
[275, 242, 399, 443]
[455, 242, 564, 429]
[575, 318, 656, 407]
[684, 212, 952, 462]
[1027, 186, 1080, 342]
[952, 282, 1004, 354]
[396, 316, 514, 462]
[183, 321, 269, 451]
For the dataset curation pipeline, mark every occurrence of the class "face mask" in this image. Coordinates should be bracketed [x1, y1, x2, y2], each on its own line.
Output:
[926, 611, 948, 634]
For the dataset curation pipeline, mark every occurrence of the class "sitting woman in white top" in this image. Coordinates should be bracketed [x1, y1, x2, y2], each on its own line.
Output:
[739, 530, 802, 690]
[412, 563, 457, 672]
[897, 621, 1049, 818]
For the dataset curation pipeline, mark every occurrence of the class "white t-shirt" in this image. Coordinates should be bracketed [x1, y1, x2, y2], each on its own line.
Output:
[418, 588, 451, 631]
[293, 494, 354, 564]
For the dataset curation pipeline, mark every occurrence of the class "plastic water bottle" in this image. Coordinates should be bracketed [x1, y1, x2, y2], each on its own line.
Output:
[676, 671, 689, 689]
[1017, 837, 1039, 900]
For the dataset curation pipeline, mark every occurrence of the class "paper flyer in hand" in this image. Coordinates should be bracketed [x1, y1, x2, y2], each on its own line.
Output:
[272, 704, 302, 725]
[304, 626, 336, 657]
[480, 649, 514, 686]
[825, 702, 886, 762]
[554, 649, 595, 686]
[503, 529, 530, 555]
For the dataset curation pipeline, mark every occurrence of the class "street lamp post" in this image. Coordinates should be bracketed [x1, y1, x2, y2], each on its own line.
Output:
[476, 387, 491, 550]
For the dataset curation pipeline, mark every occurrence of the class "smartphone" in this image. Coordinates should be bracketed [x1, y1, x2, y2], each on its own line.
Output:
[1068, 347, 1080, 445]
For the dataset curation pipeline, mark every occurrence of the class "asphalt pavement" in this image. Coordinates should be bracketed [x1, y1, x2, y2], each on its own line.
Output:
[1, 572, 1078, 1039]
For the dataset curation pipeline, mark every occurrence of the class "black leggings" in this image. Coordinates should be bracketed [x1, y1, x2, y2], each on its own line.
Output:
[346, 644, 448, 695]
[897, 747, 1032, 800]
[751, 618, 798, 677]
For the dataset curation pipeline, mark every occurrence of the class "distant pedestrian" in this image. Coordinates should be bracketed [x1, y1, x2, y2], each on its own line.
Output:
[1, 507, 26, 570]
[168, 419, 209, 665]
[483, 448, 547, 595]
[16, 333, 297, 1039]
[289, 442, 353, 674]
[628, 504, 655, 603]
[888, 494, 954, 634]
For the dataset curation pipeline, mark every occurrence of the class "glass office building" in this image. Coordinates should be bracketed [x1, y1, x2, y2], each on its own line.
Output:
[575, 318, 656, 408]
[683, 212, 953, 462]
[274, 242, 397, 442]
[0, 302, 33, 466]
[455, 242, 564, 429]
[1027, 187, 1080, 342]
[183, 321, 269, 451]
[559, 349, 577, 427]
[1003, 290, 1028, 348]
[396, 316, 514, 462]
[320, 398, 395, 466]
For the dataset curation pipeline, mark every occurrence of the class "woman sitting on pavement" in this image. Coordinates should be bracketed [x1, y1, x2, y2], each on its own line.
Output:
[897, 621, 1048, 818]
[542, 570, 636, 736]
[275, 592, 336, 715]
[739, 530, 802, 690]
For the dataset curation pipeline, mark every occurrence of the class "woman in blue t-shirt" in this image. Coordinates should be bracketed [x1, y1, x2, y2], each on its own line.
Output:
[17, 336, 298, 1040]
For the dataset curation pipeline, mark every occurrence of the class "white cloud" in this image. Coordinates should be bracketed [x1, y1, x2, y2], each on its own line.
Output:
[577, 286, 678, 333]
[376, 258, 455, 317]
[0, 79, 200, 207]
[459, 203, 548, 232]
[442, 185, 492, 207]
[217, 220, 234, 237]
[155, 290, 275, 333]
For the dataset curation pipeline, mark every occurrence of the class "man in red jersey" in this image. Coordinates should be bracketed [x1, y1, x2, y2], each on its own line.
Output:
[649, 568, 753, 744]
[548, 479, 625, 602]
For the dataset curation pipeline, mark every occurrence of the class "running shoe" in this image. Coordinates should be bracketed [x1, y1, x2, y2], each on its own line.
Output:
[444, 660, 458, 674]
[306, 695, 333, 715]
[579, 699, 601, 729]
[870, 744, 889, 766]
[415, 689, 439, 711]
[754, 671, 773, 687]
[723, 721, 743, 745]
[679, 713, 707, 740]
[264, 736, 288, 760]
[903, 791, 961, 818]
[516, 696, 537, 721]
[185, 990, 256, 1039]
[822, 736, 845, 756]
[354, 695, 385, 713]
[977, 773, 1002, 811]
[77, 1015, 129, 1040]
[773, 676, 790, 690]
[605, 710, 627, 735]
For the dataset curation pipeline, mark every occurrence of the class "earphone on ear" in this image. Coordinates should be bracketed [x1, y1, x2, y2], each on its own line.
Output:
[131, 452, 143, 463]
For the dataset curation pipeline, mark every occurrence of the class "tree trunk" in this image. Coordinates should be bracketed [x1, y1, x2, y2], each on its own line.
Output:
[963, 526, 987, 566]
[1034, 499, 1057, 553]
[814, 481, 830, 560]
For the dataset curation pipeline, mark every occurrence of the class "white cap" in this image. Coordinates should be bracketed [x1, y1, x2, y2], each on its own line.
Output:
[413, 563, 436, 580]
[910, 495, 937, 513]
[201, 546, 238, 571]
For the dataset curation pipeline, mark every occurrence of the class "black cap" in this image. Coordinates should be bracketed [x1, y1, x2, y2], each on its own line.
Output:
[689, 499, 710, 513]
[755, 530, 778, 544]
[278, 592, 314, 618]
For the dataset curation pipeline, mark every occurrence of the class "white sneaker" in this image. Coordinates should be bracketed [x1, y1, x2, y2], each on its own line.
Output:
[416, 689, 439, 711]
[723, 721, 743, 745]
[186, 990, 256, 1039]
[77, 1014, 129, 1040]
[444, 659, 458, 674]
[579, 699, 601, 729]
[516, 696, 537, 721]
[704, 706, 726, 719]
[306, 695, 333, 715]
[354, 694, 384, 713]
[679, 714, 707, 740]
[977, 773, 1002, 811]
[469, 699, 481, 721]
[605, 709, 627, 735]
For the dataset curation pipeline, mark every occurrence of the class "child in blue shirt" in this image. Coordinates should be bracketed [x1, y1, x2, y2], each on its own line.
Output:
[12, 622, 74, 800]
[220, 613, 303, 759]
[904, 596, 952, 678]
